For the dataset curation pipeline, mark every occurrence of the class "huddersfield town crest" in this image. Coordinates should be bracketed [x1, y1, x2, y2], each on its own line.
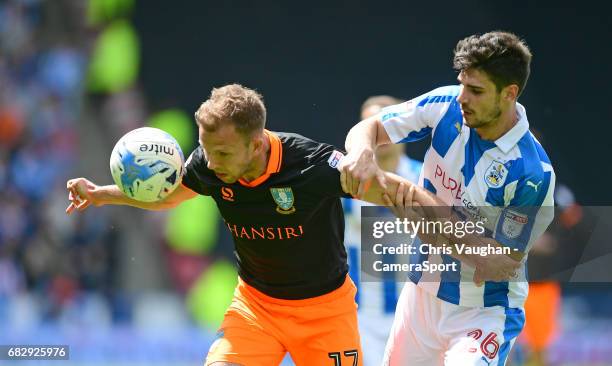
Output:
[484, 160, 508, 188]
[270, 187, 296, 214]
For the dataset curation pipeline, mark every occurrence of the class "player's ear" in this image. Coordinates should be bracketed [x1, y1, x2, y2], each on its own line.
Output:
[503, 84, 519, 102]
[249, 133, 264, 154]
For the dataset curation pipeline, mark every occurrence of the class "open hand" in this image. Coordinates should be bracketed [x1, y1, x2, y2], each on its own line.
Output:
[66, 178, 102, 214]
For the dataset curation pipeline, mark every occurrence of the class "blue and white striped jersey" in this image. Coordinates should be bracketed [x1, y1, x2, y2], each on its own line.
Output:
[343, 155, 423, 316]
[380, 85, 555, 309]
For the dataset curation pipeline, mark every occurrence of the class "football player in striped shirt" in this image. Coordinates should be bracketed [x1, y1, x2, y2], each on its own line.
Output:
[341, 31, 555, 365]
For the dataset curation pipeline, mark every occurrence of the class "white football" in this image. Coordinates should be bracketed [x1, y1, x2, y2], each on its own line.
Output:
[110, 127, 185, 202]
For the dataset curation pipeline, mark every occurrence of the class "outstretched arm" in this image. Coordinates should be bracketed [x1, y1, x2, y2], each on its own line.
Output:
[360, 171, 522, 283]
[360, 170, 441, 208]
[66, 178, 198, 214]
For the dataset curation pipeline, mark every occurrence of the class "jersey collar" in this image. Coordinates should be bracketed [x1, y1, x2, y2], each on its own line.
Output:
[494, 102, 530, 154]
[238, 130, 283, 188]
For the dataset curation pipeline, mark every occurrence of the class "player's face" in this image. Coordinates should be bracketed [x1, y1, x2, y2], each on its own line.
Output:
[199, 123, 256, 183]
[456, 68, 503, 128]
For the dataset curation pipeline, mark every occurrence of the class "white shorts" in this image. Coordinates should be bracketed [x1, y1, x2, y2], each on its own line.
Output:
[383, 282, 525, 366]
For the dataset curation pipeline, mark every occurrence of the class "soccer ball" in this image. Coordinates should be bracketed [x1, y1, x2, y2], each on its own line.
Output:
[110, 127, 185, 202]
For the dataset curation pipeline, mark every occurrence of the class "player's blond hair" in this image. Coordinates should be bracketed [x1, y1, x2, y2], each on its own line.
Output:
[195, 84, 266, 138]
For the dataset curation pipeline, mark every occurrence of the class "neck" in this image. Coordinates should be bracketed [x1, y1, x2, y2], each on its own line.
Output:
[241, 133, 270, 182]
[377, 154, 400, 173]
[475, 104, 518, 141]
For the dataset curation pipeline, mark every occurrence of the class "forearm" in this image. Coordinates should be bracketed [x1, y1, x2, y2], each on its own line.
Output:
[364, 171, 446, 208]
[95, 185, 182, 210]
[420, 212, 524, 263]
[345, 118, 375, 153]
[411, 222, 524, 276]
[345, 116, 386, 153]
[430, 233, 483, 267]
[367, 172, 524, 262]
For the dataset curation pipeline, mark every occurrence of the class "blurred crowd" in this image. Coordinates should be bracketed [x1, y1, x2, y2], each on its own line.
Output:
[0, 0, 116, 319]
[0, 1, 235, 342]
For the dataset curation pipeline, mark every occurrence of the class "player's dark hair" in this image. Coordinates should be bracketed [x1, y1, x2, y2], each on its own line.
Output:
[195, 84, 266, 138]
[453, 31, 532, 96]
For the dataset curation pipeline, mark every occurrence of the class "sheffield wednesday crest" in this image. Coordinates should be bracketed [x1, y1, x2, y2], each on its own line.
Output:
[270, 187, 296, 214]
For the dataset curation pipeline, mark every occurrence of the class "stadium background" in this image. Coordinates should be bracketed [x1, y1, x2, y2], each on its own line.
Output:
[0, 0, 610, 365]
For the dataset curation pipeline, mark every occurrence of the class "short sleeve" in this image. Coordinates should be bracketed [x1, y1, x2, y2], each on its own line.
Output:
[182, 146, 212, 196]
[308, 143, 352, 199]
[381, 85, 461, 144]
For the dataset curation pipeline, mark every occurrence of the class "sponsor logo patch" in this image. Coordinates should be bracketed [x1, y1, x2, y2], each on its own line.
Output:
[501, 210, 528, 239]
[327, 150, 345, 169]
